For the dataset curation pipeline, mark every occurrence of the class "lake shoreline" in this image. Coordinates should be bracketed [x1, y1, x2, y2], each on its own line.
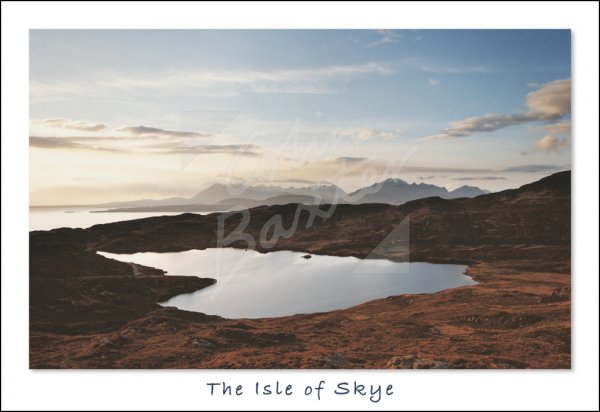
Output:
[100, 248, 474, 319]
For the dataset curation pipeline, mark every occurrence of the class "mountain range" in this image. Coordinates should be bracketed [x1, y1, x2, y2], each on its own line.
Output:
[84, 179, 490, 212]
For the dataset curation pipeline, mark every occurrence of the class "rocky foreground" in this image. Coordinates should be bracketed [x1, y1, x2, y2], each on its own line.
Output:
[30, 171, 571, 368]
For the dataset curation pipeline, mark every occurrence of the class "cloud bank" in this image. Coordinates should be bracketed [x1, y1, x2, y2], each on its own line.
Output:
[424, 78, 571, 140]
[535, 135, 571, 153]
[533, 120, 571, 153]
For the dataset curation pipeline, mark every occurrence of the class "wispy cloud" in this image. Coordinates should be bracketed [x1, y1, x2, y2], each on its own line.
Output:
[32, 118, 214, 140]
[336, 127, 399, 141]
[30, 58, 498, 103]
[425, 113, 533, 140]
[335, 156, 368, 163]
[366, 30, 402, 48]
[147, 142, 259, 156]
[424, 78, 571, 140]
[118, 125, 212, 139]
[454, 176, 507, 181]
[420, 64, 488, 74]
[429, 78, 440, 86]
[418, 164, 564, 174]
[29, 136, 121, 152]
[502, 164, 565, 173]
[542, 120, 571, 137]
[30, 136, 84, 150]
[32, 118, 107, 132]
[272, 178, 319, 185]
[320, 157, 564, 175]
[31, 62, 395, 100]
[30, 135, 259, 156]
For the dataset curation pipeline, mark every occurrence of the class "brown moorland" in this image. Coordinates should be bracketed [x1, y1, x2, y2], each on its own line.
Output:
[29, 171, 570, 368]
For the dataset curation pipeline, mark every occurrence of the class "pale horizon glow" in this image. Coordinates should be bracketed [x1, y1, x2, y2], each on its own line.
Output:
[29, 30, 571, 205]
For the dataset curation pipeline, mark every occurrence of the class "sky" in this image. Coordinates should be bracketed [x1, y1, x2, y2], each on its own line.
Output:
[29, 30, 571, 205]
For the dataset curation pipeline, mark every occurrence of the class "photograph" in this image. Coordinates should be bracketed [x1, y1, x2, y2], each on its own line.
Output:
[28, 29, 573, 370]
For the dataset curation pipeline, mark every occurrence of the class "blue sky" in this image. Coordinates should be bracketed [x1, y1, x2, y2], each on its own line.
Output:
[29, 30, 571, 204]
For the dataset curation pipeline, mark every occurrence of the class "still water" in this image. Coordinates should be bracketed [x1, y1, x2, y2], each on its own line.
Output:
[29, 207, 209, 231]
[99, 248, 476, 319]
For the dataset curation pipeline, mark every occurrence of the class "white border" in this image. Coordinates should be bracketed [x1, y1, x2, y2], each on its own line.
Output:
[2, 2, 598, 410]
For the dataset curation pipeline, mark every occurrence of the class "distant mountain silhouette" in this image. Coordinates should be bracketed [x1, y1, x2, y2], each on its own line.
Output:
[189, 183, 281, 204]
[44, 178, 491, 212]
[347, 178, 489, 205]
[187, 182, 347, 205]
[447, 185, 490, 198]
